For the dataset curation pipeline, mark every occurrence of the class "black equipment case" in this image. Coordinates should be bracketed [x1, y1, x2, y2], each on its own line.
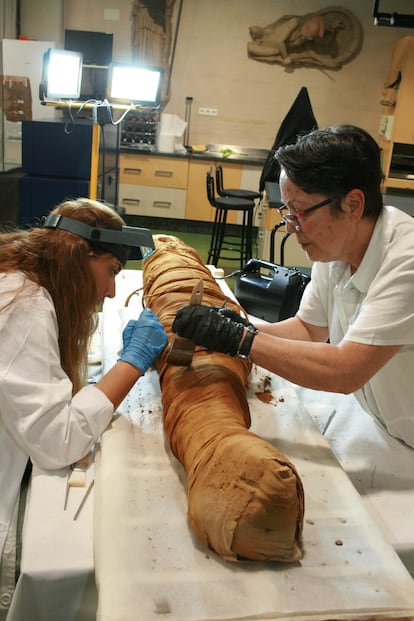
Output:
[234, 259, 310, 323]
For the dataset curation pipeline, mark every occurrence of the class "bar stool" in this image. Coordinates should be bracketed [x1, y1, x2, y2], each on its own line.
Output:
[206, 170, 255, 269]
[215, 165, 262, 202]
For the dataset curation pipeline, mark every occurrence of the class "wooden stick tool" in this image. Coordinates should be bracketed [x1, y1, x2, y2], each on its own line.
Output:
[166, 278, 204, 366]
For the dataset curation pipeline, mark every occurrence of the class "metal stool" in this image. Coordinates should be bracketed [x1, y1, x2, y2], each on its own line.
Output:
[215, 164, 262, 201]
[206, 170, 255, 269]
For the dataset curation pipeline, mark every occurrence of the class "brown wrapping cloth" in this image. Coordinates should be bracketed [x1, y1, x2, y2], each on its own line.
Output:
[142, 234, 304, 562]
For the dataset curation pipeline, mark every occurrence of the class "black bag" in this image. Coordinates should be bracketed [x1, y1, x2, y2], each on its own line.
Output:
[234, 259, 310, 323]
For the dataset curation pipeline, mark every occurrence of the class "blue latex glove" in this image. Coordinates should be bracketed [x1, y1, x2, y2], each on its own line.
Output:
[119, 308, 168, 373]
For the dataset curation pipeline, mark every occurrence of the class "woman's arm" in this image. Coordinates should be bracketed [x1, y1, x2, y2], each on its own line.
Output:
[254, 315, 329, 342]
[250, 330, 402, 393]
[95, 361, 142, 411]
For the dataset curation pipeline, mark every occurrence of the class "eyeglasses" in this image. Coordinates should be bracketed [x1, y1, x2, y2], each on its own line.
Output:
[277, 197, 333, 232]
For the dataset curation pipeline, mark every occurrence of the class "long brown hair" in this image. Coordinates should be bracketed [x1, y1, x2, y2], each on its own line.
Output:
[0, 198, 126, 393]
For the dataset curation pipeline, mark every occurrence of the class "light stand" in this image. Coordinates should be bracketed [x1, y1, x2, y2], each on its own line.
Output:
[39, 54, 163, 205]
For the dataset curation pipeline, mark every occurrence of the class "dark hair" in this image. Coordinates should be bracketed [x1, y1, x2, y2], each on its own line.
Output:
[274, 124, 384, 218]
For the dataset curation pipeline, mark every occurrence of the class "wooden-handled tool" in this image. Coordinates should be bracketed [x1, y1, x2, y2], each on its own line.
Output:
[64, 455, 90, 510]
[166, 278, 204, 366]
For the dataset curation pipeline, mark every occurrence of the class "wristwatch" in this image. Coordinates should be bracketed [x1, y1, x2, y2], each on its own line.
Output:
[237, 325, 258, 359]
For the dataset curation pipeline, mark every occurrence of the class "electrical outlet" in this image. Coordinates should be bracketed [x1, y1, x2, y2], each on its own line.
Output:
[198, 107, 218, 116]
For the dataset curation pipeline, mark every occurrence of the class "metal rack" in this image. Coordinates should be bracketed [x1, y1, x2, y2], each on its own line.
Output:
[120, 108, 160, 151]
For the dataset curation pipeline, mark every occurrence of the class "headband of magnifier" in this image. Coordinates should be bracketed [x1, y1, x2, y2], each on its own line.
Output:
[42, 214, 154, 264]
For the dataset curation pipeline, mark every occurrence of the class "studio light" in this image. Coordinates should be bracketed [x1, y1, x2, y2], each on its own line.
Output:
[107, 63, 163, 107]
[39, 48, 83, 101]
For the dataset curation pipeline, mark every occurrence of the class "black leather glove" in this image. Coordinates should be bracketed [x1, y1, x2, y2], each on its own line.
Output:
[217, 307, 255, 330]
[172, 304, 257, 357]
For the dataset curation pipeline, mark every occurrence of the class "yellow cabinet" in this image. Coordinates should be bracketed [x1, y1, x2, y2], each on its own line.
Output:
[185, 159, 242, 222]
[379, 36, 414, 191]
[118, 152, 263, 223]
[119, 153, 188, 218]
[120, 153, 188, 188]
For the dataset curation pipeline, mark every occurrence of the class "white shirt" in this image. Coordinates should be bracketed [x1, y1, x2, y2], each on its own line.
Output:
[0, 272, 114, 562]
[297, 206, 414, 448]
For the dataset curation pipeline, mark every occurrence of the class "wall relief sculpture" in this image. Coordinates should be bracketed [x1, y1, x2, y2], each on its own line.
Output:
[247, 7, 363, 70]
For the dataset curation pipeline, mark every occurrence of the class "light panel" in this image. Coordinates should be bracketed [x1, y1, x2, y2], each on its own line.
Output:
[107, 63, 163, 107]
[40, 48, 83, 100]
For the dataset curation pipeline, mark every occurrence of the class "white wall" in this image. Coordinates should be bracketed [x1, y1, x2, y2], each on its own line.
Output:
[22, 0, 414, 148]
[163, 0, 411, 147]
[20, 0, 63, 43]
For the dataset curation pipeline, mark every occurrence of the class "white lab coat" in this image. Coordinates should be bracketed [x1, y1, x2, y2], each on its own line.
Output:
[0, 272, 114, 564]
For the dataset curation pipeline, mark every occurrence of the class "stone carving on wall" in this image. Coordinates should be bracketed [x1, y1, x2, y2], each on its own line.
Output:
[247, 7, 363, 70]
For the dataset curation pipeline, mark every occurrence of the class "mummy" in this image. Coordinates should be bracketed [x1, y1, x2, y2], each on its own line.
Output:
[142, 234, 304, 562]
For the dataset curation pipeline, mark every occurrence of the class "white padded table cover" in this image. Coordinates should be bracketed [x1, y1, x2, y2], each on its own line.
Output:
[7, 463, 97, 621]
[294, 385, 414, 578]
[94, 270, 414, 621]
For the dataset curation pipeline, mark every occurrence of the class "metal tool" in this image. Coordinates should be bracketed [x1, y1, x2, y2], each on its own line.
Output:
[73, 480, 94, 521]
[166, 278, 204, 366]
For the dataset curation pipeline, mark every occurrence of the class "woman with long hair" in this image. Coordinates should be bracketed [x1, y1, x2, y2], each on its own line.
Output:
[0, 198, 167, 596]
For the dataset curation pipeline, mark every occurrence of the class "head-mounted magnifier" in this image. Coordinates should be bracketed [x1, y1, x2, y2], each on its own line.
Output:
[42, 214, 154, 264]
